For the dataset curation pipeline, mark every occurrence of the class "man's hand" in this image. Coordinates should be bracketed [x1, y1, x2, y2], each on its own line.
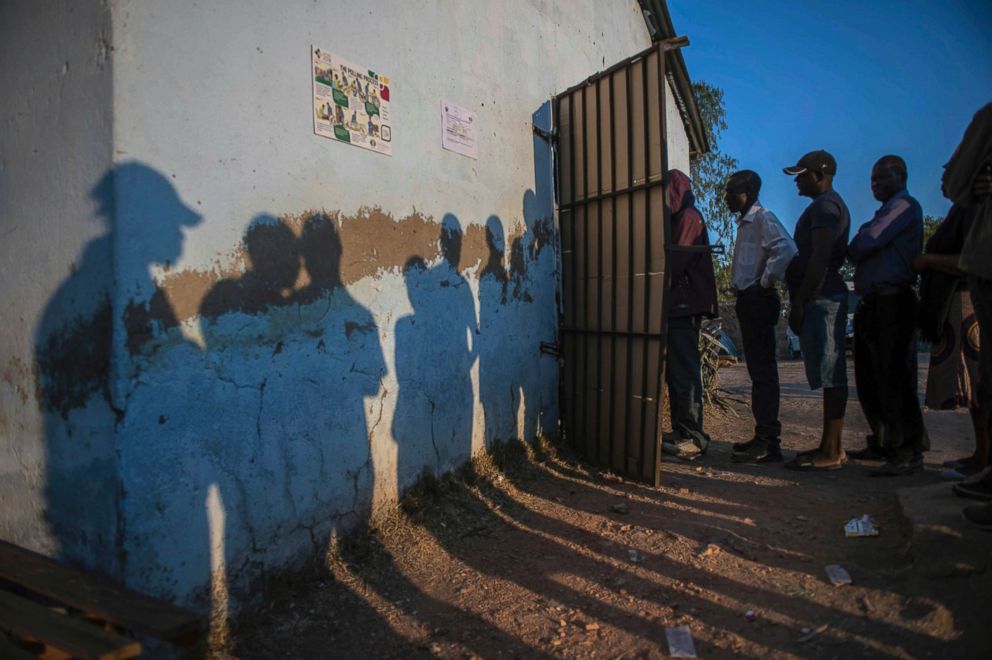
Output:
[789, 303, 805, 336]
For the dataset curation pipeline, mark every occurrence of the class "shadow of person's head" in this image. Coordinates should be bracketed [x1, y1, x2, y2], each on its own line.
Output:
[299, 212, 343, 294]
[92, 161, 202, 271]
[440, 214, 463, 271]
[482, 215, 507, 281]
[485, 215, 505, 257]
[243, 215, 300, 297]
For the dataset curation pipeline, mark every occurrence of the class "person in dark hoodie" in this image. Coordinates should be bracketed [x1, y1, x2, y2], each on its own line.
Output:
[662, 169, 718, 458]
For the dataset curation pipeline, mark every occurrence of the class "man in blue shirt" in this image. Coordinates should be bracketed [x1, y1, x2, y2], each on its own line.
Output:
[848, 155, 927, 476]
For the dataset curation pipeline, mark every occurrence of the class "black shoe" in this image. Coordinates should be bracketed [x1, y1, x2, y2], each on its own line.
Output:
[953, 473, 992, 501]
[731, 439, 783, 464]
[869, 458, 917, 477]
[848, 446, 890, 461]
[962, 502, 992, 530]
[732, 437, 756, 453]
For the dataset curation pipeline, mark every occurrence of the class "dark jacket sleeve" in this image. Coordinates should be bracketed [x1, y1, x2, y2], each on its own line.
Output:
[667, 208, 718, 319]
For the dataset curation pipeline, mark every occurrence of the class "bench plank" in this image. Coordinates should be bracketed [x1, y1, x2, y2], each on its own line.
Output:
[0, 632, 39, 660]
[0, 541, 200, 642]
[0, 590, 141, 660]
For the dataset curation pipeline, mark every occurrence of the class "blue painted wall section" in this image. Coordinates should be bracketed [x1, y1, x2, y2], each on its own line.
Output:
[35, 156, 560, 608]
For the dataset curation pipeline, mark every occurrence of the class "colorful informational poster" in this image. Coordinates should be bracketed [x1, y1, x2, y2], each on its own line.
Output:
[312, 46, 392, 156]
[440, 100, 478, 160]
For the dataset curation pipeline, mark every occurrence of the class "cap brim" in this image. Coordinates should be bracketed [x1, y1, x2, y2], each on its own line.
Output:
[783, 166, 807, 175]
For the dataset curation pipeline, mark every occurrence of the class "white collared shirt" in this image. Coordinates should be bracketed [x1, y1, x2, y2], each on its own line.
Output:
[731, 201, 798, 291]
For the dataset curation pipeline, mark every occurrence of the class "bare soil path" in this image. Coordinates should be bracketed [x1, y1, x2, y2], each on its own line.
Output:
[219, 357, 990, 659]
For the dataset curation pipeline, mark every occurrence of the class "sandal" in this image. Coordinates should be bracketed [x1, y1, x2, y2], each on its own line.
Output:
[785, 452, 845, 471]
[793, 449, 849, 466]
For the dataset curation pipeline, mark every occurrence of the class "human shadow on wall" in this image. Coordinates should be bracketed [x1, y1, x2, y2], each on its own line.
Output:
[200, 216, 299, 320]
[478, 216, 514, 445]
[475, 102, 559, 449]
[392, 215, 477, 492]
[197, 212, 386, 576]
[35, 161, 201, 579]
[35, 159, 394, 628]
[513, 101, 558, 443]
[510, 187, 556, 443]
[196, 212, 388, 651]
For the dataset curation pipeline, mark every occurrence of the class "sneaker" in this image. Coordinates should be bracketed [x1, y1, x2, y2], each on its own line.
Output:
[942, 457, 971, 469]
[731, 438, 783, 464]
[962, 503, 992, 530]
[939, 462, 986, 481]
[961, 465, 992, 486]
[940, 469, 968, 481]
[952, 472, 992, 501]
[662, 439, 702, 459]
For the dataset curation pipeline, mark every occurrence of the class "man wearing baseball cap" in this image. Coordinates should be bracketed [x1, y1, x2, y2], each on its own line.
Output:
[782, 150, 851, 470]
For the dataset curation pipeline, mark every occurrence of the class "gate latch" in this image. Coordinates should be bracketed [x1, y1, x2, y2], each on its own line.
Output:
[533, 124, 557, 144]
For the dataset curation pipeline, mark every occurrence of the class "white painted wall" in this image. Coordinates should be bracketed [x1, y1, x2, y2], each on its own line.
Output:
[1, 0, 693, 611]
[666, 83, 692, 174]
[0, 0, 119, 575]
[110, 0, 655, 270]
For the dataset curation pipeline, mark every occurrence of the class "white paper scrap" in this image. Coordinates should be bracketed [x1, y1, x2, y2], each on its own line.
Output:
[844, 514, 880, 537]
[825, 564, 853, 585]
[665, 625, 697, 658]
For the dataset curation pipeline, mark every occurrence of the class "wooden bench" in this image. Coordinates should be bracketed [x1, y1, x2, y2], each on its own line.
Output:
[0, 540, 201, 658]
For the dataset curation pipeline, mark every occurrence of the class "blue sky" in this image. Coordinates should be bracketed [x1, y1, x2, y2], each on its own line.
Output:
[667, 0, 992, 231]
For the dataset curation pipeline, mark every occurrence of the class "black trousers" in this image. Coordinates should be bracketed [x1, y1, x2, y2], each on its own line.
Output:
[853, 288, 926, 459]
[736, 288, 782, 444]
[666, 315, 708, 443]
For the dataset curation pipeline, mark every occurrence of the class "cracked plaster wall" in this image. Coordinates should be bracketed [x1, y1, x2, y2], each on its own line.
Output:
[2, 0, 691, 612]
[0, 0, 118, 575]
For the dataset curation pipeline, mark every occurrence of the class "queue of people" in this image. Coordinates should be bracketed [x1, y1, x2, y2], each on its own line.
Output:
[662, 102, 992, 530]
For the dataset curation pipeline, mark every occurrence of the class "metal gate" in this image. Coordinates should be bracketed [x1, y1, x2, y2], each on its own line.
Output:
[555, 42, 672, 485]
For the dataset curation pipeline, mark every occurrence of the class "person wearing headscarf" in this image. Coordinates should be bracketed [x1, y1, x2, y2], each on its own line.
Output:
[662, 169, 717, 458]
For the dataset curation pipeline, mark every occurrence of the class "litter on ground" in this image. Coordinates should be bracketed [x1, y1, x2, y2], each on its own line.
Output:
[665, 625, 697, 658]
[844, 514, 880, 537]
[825, 564, 853, 586]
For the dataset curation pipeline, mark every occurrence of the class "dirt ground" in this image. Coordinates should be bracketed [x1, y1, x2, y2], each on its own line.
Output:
[217, 357, 991, 659]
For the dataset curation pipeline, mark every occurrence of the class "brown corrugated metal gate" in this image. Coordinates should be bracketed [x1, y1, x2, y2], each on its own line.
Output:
[554, 42, 672, 486]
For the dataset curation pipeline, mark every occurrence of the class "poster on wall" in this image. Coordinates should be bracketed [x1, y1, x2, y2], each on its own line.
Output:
[440, 100, 478, 160]
[312, 46, 392, 156]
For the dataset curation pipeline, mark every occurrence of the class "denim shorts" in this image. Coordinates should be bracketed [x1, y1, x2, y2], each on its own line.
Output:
[799, 293, 848, 390]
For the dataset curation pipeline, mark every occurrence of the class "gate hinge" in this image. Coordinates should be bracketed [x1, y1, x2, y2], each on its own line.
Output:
[533, 124, 557, 144]
[540, 341, 560, 357]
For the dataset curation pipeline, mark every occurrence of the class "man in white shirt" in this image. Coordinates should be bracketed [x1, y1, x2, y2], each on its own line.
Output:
[724, 170, 798, 463]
